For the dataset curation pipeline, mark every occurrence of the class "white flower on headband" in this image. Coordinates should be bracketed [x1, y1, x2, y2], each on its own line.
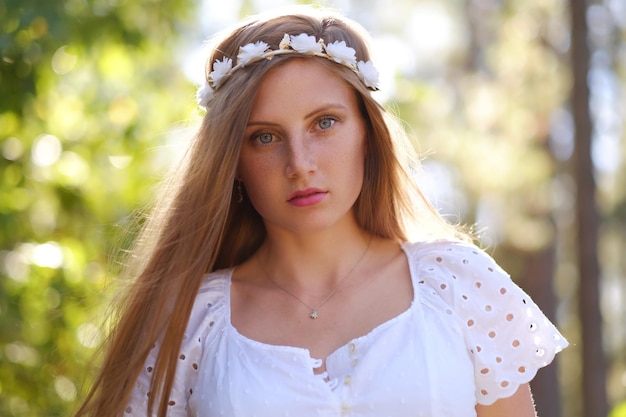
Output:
[197, 33, 380, 109]
[279, 34, 291, 50]
[196, 81, 213, 108]
[209, 57, 233, 88]
[357, 60, 380, 89]
[289, 34, 323, 54]
[325, 40, 357, 67]
[237, 41, 269, 66]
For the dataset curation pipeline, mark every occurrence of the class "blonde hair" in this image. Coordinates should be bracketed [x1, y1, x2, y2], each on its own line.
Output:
[74, 6, 466, 417]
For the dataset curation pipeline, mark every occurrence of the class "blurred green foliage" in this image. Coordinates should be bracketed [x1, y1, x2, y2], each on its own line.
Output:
[0, 0, 198, 415]
[611, 402, 626, 417]
[1, 0, 625, 416]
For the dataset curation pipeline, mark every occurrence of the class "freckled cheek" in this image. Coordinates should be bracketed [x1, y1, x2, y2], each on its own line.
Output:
[238, 156, 282, 203]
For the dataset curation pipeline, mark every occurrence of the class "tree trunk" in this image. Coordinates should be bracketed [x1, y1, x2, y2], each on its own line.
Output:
[569, 0, 609, 416]
[522, 242, 562, 417]
[499, 239, 563, 417]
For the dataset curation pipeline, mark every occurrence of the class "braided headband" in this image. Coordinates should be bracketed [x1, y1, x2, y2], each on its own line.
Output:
[196, 33, 380, 108]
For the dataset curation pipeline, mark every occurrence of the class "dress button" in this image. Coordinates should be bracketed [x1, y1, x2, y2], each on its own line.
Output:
[341, 402, 351, 414]
[344, 375, 352, 386]
[348, 342, 357, 354]
[351, 358, 359, 368]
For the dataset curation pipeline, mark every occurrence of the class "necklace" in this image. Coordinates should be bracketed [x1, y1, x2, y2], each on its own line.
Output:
[258, 238, 372, 319]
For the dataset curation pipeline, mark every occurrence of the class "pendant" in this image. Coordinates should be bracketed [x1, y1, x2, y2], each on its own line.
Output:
[309, 310, 319, 319]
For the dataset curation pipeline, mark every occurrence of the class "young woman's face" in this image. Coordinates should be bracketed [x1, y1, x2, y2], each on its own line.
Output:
[238, 58, 367, 235]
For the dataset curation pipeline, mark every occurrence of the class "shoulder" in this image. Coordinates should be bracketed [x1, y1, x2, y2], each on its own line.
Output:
[403, 239, 568, 405]
[402, 239, 502, 277]
[126, 269, 232, 415]
[186, 269, 231, 335]
[402, 239, 508, 313]
[169, 269, 231, 362]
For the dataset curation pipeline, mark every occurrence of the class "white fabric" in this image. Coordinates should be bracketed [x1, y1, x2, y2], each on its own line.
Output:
[125, 240, 568, 416]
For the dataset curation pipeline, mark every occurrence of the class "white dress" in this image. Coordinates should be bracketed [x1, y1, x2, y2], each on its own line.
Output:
[126, 240, 568, 416]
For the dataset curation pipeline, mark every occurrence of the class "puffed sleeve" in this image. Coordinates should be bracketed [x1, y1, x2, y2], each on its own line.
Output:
[123, 271, 229, 416]
[413, 241, 568, 406]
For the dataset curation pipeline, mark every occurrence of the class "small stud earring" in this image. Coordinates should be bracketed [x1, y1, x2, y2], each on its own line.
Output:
[236, 181, 244, 203]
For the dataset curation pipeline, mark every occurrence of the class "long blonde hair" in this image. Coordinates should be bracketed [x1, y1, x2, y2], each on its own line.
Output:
[74, 6, 465, 417]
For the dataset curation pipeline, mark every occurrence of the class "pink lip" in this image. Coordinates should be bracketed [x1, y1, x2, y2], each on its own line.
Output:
[287, 188, 328, 207]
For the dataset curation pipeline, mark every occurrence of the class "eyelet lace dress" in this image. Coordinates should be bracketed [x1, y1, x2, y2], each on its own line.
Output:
[125, 240, 568, 416]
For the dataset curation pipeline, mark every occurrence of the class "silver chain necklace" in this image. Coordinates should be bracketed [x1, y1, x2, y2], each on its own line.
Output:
[258, 238, 372, 319]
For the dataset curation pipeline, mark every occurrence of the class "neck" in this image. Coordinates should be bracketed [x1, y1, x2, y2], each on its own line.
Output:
[258, 227, 372, 293]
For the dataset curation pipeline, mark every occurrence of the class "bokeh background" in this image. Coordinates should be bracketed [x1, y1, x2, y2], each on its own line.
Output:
[1, 0, 625, 416]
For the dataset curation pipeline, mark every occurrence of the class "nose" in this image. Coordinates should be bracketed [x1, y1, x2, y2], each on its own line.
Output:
[285, 135, 317, 178]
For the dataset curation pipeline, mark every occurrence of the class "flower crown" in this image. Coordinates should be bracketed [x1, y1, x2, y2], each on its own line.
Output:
[196, 33, 380, 108]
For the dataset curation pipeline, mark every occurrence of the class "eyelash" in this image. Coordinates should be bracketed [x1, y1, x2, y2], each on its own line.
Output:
[250, 131, 274, 145]
[317, 115, 338, 130]
[248, 115, 339, 145]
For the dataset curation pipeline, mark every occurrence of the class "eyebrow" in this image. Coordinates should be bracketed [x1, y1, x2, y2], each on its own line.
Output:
[246, 103, 348, 127]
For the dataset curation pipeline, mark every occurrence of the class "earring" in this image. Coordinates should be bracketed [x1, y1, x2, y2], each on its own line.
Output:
[236, 180, 244, 203]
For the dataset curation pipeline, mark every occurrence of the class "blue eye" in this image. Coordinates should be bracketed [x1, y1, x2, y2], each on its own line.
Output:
[318, 117, 335, 130]
[255, 132, 273, 144]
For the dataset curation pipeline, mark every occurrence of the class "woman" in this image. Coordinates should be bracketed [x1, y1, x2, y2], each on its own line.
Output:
[75, 6, 567, 417]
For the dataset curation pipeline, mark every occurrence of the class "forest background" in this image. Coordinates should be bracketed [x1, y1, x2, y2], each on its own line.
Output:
[1, 0, 625, 416]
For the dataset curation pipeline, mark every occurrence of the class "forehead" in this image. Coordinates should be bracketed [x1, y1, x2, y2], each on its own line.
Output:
[249, 58, 358, 120]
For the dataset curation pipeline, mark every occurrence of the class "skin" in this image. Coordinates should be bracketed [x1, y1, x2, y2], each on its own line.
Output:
[235, 57, 411, 363]
[233, 58, 537, 417]
[476, 383, 537, 417]
[238, 59, 367, 236]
